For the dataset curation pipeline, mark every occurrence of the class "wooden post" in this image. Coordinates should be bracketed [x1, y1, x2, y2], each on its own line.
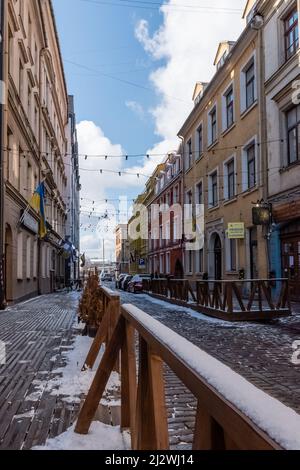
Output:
[82, 310, 109, 371]
[121, 322, 137, 442]
[75, 316, 125, 435]
[148, 347, 169, 450]
[193, 402, 225, 450]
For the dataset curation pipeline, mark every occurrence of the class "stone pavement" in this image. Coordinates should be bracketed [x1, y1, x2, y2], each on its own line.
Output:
[0, 287, 300, 450]
[0, 292, 81, 450]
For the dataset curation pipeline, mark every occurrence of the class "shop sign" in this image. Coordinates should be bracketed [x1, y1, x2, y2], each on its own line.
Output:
[21, 212, 39, 234]
[227, 223, 245, 239]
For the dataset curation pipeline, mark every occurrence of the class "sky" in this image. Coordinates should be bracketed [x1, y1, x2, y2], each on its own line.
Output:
[52, 0, 245, 261]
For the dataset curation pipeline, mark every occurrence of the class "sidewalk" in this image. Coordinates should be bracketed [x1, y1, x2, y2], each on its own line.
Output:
[0, 292, 81, 449]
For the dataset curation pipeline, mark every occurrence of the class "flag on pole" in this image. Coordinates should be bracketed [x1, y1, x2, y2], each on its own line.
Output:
[29, 182, 47, 238]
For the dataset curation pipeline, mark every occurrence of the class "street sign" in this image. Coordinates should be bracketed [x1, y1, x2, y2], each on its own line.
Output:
[227, 223, 245, 239]
[139, 258, 146, 269]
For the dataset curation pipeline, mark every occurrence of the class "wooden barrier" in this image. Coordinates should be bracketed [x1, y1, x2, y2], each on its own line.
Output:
[75, 304, 281, 450]
[143, 278, 291, 321]
[82, 285, 120, 371]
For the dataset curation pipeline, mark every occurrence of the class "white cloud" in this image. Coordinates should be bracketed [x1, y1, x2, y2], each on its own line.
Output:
[77, 121, 141, 260]
[125, 100, 145, 119]
[78, 3, 246, 260]
[135, 0, 244, 155]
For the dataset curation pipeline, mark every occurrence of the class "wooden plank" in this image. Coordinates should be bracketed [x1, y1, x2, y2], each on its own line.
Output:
[82, 309, 109, 371]
[75, 316, 125, 435]
[121, 322, 137, 436]
[193, 402, 225, 450]
[148, 347, 169, 450]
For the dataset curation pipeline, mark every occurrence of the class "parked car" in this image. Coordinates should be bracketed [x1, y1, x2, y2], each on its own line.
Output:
[128, 274, 151, 293]
[116, 274, 126, 289]
[101, 273, 113, 282]
[122, 275, 133, 291]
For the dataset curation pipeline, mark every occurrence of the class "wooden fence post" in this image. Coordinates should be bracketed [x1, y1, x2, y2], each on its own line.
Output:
[121, 322, 137, 442]
[75, 316, 125, 435]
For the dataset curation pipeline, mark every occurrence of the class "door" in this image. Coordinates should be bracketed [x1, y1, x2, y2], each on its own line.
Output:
[214, 236, 222, 280]
[250, 227, 258, 279]
[282, 236, 300, 301]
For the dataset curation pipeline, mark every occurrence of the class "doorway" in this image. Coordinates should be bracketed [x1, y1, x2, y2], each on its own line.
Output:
[249, 227, 258, 279]
[214, 235, 222, 280]
[281, 235, 300, 301]
[174, 259, 184, 279]
[5, 225, 13, 302]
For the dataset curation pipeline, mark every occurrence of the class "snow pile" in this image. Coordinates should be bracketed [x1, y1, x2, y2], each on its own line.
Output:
[26, 335, 120, 404]
[33, 422, 129, 450]
[123, 304, 300, 450]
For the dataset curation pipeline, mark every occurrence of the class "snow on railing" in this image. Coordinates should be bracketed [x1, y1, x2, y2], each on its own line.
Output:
[74, 301, 300, 450]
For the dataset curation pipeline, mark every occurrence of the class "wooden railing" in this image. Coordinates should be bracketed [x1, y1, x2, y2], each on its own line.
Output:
[75, 303, 280, 450]
[142, 278, 291, 321]
[82, 285, 120, 371]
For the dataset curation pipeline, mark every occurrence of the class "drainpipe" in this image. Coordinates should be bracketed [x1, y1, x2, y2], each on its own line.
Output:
[0, 0, 6, 309]
[178, 135, 185, 277]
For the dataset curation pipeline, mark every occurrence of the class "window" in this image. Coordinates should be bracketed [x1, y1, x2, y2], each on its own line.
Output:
[166, 253, 170, 274]
[284, 8, 299, 60]
[186, 139, 192, 169]
[8, 28, 14, 75]
[209, 171, 218, 207]
[19, 60, 24, 101]
[287, 105, 300, 165]
[230, 239, 237, 271]
[196, 249, 204, 273]
[245, 61, 255, 109]
[225, 87, 234, 128]
[159, 254, 164, 274]
[17, 233, 23, 280]
[26, 237, 31, 279]
[186, 250, 193, 274]
[226, 238, 237, 272]
[247, 144, 256, 189]
[27, 85, 32, 122]
[196, 124, 203, 158]
[33, 240, 38, 279]
[196, 182, 203, 205]
[226, 159, 235, 200]
[209, 107, 217, 144]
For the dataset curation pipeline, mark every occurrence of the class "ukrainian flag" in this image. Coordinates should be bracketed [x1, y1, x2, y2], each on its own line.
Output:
[30, 182, 47, 238]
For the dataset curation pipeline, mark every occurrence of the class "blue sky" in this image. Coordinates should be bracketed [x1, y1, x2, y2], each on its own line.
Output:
[52, 0, 244, 260]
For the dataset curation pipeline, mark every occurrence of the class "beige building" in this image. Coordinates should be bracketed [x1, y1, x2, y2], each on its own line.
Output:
[115, 224, 129, 274]
[3, 0, 71, 303]
[261, 0, 300, 300]
[178, 4, 268, 283]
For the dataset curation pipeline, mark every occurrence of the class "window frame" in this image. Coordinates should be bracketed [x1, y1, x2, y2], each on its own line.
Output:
[284, 7, 299, 61]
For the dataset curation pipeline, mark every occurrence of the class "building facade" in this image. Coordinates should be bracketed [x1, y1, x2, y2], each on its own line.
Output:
[115, 224, 129, 275]
[2, 0, 73, 303]
[64, 95, 80, 285]
[178, 10, 268, 285]
[147, 152, 184, 278]
[261, 0, 300, 300]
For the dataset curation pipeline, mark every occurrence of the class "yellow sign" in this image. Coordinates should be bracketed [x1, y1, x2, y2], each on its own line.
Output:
[227, 223, 245, 239]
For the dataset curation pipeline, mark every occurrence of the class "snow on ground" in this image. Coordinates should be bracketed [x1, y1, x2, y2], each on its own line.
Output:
[123, 303, 300, 450]
[26, 333, 120, 404]
[33, 422, 129, 450]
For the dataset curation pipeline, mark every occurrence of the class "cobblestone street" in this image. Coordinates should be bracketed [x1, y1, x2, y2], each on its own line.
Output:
[0, 288, 300, 450]
[0, 293, 81, 450]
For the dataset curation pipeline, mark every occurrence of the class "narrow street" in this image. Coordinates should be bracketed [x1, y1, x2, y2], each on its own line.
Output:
[0, 292, 81, 450]
[107, 283, 300, 415]
[0, 289, 300, 450]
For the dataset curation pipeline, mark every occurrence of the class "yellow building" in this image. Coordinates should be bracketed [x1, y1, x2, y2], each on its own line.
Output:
[178, 10, 268, 283]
